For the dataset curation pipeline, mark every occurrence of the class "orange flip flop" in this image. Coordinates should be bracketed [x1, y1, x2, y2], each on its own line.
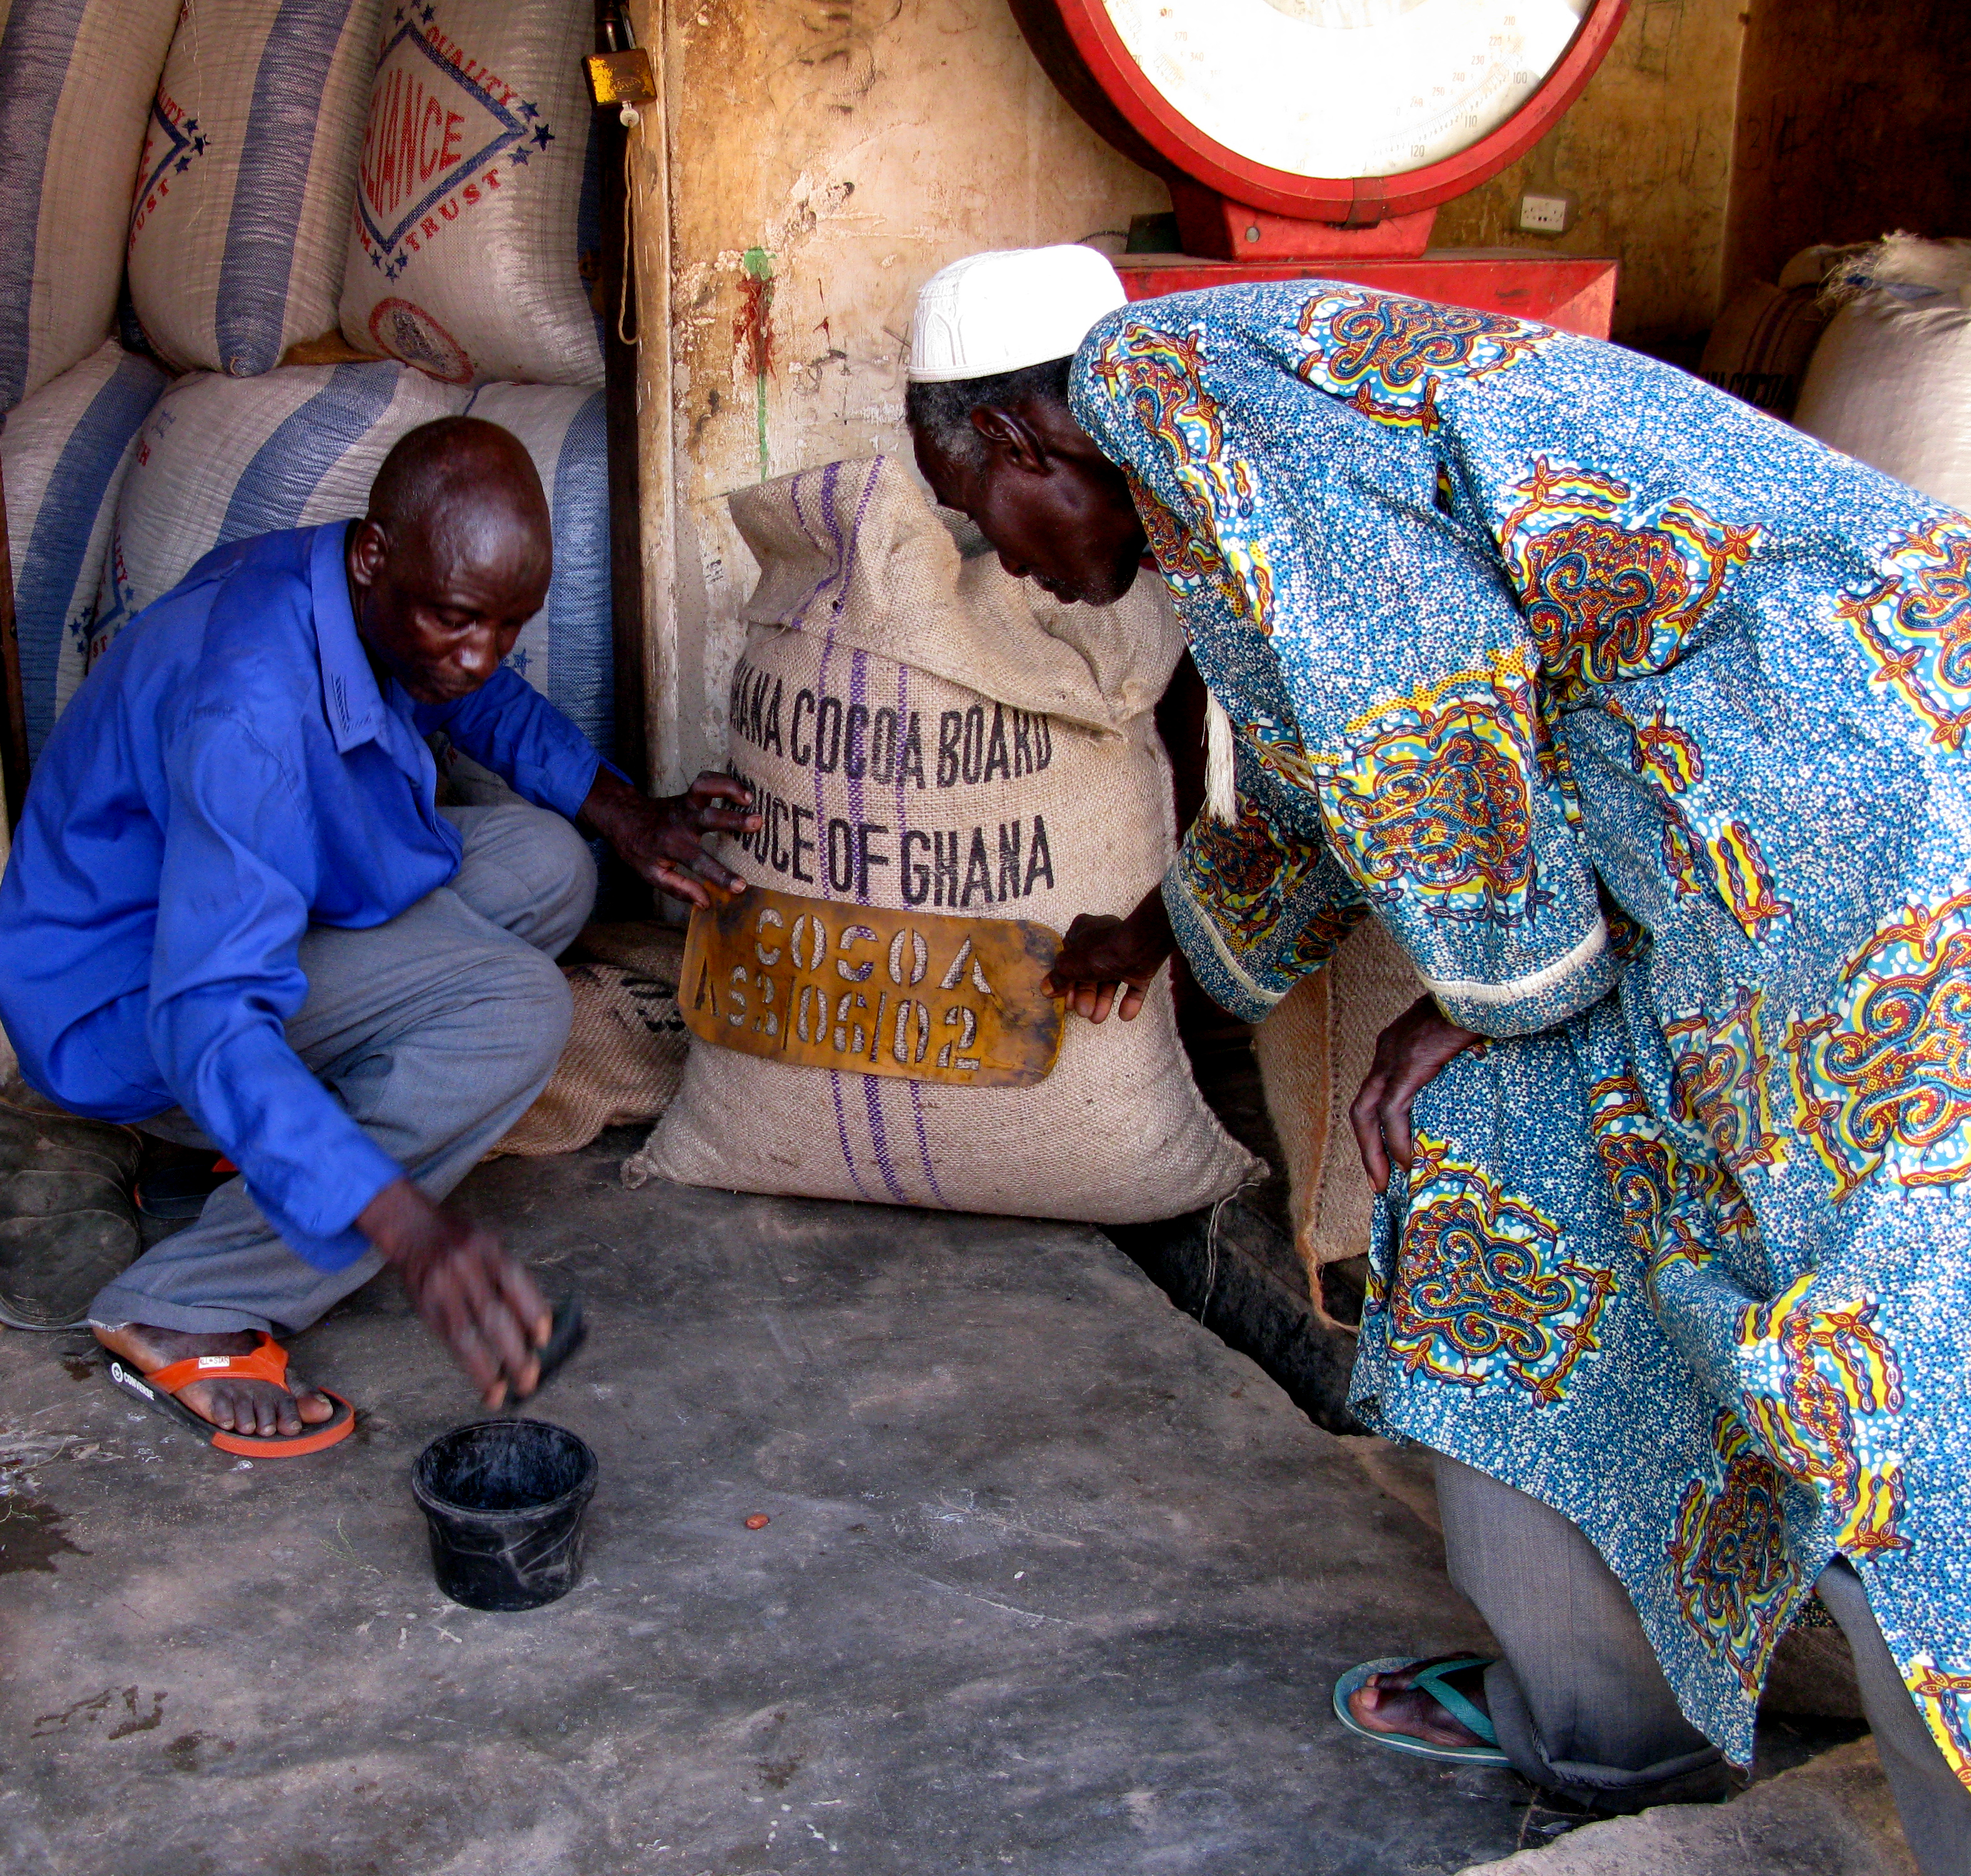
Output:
[104, 1333, 355, 1458]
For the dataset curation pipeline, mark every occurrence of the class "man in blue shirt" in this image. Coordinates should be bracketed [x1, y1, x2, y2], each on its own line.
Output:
[0, 416, 754, 1455]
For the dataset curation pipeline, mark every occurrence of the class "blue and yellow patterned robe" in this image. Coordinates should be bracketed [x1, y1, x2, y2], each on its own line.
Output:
[1069, 281, 1971, 1778]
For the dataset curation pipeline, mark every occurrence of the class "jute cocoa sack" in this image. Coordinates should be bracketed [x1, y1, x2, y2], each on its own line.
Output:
[1253, 916, 1422, 1313]
[628, 456, 1256, 1223]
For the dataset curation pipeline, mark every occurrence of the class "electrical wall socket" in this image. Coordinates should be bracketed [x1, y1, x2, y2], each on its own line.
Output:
[1518, 190, 1576, 236]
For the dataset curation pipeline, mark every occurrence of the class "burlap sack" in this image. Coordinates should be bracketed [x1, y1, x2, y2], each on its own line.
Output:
[628, 456, 1257, 1223]
[1795, 234, 1971, 513]
[126, 0, 382, 376]
[491, 924, 687, 1159]
[0, 0, 182, 411]
[338, 0, 601, 386]
[1253, 916, 1421, 1309]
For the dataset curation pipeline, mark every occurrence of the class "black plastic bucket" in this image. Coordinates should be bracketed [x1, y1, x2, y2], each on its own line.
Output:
[411, 1420, 597, 1612]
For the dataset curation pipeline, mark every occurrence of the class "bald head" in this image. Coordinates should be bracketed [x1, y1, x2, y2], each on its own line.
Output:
[370, 414, 551, 575]
[346, 416, 555, 706]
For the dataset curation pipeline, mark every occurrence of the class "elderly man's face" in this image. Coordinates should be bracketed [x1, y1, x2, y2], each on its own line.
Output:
[912, 396, 1148, 608]
[346, 509, 550, 707]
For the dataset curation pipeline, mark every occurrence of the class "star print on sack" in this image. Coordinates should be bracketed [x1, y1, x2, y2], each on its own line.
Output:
[353, 7, 552, 275]
[339, 0, 602, 386]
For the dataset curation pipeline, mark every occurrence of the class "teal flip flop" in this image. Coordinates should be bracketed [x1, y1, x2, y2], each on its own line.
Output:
[1332, 1655, 1513, 1767]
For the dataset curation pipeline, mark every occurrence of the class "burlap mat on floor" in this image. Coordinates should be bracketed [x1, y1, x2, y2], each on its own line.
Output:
[490, 922, 688, 1159]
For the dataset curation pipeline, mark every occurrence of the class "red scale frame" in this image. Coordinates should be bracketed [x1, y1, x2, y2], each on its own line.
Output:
[1008, 0, 1628, 338]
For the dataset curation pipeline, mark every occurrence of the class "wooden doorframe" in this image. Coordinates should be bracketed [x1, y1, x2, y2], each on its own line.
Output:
[598, 0, 682, 802]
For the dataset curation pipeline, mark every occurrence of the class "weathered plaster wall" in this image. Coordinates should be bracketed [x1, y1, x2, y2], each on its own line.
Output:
[622, 0, 1772, 789]
[627, 0, 1168, 788]
[1433, 0, 1747, 360]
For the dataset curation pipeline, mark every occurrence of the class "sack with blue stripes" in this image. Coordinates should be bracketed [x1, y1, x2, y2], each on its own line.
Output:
[0, 0, 181, 411]
[0, 341, 166, 759]
[627, 456, 1258, 1226]
[463, 381, 610, 755]
[338, 0, 602, 387]
[126, 0, 384, 377]
[94, 359, 466, 638]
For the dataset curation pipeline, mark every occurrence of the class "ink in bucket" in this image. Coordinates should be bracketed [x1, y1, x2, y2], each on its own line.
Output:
[411, 1420, 597, 1611]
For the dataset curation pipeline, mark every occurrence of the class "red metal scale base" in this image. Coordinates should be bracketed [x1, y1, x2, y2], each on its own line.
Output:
[1117, 247, 1618, 342]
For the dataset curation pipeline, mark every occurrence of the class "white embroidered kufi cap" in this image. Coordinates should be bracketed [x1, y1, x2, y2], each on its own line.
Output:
[908, 245, 1129, 383]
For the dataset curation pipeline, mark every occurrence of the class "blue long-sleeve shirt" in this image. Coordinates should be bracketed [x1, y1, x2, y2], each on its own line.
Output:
[0, 521, 607, 1270]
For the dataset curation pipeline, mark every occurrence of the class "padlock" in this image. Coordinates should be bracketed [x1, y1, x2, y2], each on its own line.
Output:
[585, 48, 656, 109]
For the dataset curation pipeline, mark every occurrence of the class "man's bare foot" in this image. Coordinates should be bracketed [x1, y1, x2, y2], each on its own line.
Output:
[93, 1324, 336, 1438]
[1348, 1656, 1493, 1750]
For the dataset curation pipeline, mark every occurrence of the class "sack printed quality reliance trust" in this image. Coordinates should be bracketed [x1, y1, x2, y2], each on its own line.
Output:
[339, 0, 601, 386]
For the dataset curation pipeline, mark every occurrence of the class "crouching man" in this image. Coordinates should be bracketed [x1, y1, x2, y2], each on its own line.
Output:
[0, 416, 756, 1455]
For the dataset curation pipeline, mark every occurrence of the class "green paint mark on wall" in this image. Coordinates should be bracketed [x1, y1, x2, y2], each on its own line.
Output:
[740, 247, 775, 483]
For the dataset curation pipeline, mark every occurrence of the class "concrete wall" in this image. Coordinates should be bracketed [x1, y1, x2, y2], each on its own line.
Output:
[625, 0, 1168, 789]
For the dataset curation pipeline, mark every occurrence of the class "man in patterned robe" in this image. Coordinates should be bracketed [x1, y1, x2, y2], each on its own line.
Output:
[905, 248, 1971, 1872]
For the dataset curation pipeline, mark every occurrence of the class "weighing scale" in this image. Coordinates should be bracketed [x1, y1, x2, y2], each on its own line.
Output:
[1007, 0, 1627, 335]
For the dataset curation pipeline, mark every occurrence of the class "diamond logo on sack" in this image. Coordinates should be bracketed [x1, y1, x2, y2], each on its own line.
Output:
[354, 4, 554, 278]
[128, 91, 208, 247]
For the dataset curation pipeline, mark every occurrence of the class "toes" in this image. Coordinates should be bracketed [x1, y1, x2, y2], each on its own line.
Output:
[296, 1388, 336, 1427]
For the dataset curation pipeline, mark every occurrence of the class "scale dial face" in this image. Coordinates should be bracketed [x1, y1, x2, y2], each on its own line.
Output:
[1102, 0, 1592, 180]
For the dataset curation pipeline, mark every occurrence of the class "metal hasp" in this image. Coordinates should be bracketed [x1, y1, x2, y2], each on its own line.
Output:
[1007, 0, 1627, 266]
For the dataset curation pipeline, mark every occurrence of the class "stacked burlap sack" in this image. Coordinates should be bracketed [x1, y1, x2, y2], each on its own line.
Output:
[3, 0, 615, 772]
[0, 0, 183, 411]
[1793, 233, 1971, 512]
[338, 0, 602, 386]
[1695, 245, 1852, 420]
[628, 456, 1258, 1224]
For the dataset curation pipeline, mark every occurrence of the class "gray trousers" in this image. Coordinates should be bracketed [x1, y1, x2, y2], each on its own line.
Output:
[89, 804, 594, 1337]
[1434, 1451, 1971, 1875]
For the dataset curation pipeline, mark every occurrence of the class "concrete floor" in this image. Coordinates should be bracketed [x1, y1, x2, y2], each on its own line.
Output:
[0, 1129, 1546, 1876]
[0, 1131, 1888, 1876]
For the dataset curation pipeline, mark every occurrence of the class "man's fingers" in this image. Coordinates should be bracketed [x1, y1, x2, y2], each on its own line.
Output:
[694, 805, 760, 834]
[1117, 982, 1147, 1021]
[646, 860, 713, 907]
[1091, 982, 1117, 1024]
[492, 1254, 552, 1347]
[443, 1313, 506, 1403]
[651, 835, 746, 892]
[679, 844, 747, 889]
[1350, 1072, 1391, 1193]
[688, 773, 755, 806]
[473, 1288, 539, 1394]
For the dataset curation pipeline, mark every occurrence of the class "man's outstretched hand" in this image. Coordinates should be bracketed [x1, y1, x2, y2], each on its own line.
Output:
[580, 766, 762, 908]
[1349, 994, 1482, 1194]
[358, 1179, 550, 1407]
[1042, 885, 1176, 1023]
